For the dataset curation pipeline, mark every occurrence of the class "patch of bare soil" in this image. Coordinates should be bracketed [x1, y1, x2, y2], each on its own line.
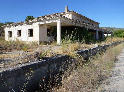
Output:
[98, 49, 124, 92]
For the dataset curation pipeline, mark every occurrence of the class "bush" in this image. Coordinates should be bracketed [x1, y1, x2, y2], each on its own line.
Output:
[114, 30, 124, 38]
[61, 26, 95, 43]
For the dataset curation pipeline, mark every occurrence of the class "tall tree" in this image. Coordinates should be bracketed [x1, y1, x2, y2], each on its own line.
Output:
[25, 16, 34, 22]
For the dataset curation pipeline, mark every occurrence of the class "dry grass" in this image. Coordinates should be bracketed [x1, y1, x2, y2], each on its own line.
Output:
[0, 37, 124, 91]
[0, 39, 39, 69]
[0, 51, 38, 71]
[0, 38, 38, 52]
[52, 43, 124, 92]
[38, 37, 124, 57]
[0, 37, 124, 71]
[0, 38, 38, 58]
[99, 37, 124, 45]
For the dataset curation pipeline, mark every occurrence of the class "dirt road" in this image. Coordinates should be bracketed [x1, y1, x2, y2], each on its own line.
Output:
[98, 49, 124, 92]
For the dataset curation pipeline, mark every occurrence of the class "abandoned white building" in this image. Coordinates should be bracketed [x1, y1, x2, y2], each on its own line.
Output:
[4, 6, 104, 45]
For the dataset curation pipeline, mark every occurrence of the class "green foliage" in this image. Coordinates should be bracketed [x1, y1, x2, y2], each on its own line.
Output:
[39, 51, 47, 59]
[22, 45, 29, 51]
[114, 30, 124, 38]
[47, 26, 96, 44]
[25, 16, 35, 22]
[0, 22, 4, 37]
[61, 26, 95, 43]
[0, 23, 4, 27]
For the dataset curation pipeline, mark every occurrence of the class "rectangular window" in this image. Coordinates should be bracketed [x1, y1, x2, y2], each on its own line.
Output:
[8, 31, 12, 37]
[47, 29, 51, 36]
[17, 30, 21, 37]
[28, 29, 33, 37]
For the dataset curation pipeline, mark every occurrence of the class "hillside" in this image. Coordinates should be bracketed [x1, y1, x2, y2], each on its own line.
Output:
[101, 27, 124, 31]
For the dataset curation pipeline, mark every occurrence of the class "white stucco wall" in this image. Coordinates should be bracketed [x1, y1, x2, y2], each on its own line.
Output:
[4, 19, 61, 43]
[4, 23, 40, 43]
[4, 13, 100, 44]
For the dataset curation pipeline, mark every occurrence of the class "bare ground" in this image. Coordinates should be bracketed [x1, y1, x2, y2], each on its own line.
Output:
[98, 49, 124, 92]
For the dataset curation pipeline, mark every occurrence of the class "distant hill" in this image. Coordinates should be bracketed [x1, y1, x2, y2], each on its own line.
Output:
[100, 27, 124, 32]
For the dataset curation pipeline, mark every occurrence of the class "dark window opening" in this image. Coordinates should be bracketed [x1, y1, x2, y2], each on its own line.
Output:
[47, 29, 51, 37]
[28, 29, 33, 37]
[17, 30, 21, 37]
[8, 31, 12, 37]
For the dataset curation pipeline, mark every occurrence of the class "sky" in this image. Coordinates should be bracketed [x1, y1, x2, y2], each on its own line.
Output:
[0, 0, 124, 28]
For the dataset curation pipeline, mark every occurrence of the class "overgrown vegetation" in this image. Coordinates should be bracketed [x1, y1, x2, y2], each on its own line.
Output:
[0, 25, 124, 91]
[0, 23, 4, 27]
[53, 37, 124, 56]
[61, 26, 95, 43]
[114, 29, 124, 38]
[52, 43, 124, 92]
[0, 38, 38, 52]
[0, 28, 123, 69]
[46, 26, 98, 44]
[0, 23, 4, 37]
[25, 16, 35, 22]
[0, 39, 39, 70]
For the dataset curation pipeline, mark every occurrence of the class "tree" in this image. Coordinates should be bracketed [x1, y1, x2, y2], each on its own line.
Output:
[0, 23, 4, 27]
[0, 22, 4, 37]
[25, 16, 35, 22]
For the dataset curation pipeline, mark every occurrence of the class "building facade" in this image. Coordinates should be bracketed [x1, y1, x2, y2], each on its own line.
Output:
[4, 6, 104, 45]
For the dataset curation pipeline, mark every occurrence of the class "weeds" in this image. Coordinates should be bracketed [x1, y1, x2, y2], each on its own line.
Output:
[0, 39, 38, 52]
[52, 43, 124, 92]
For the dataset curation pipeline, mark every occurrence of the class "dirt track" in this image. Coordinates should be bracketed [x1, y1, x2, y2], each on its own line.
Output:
[99, 49, 124, 92]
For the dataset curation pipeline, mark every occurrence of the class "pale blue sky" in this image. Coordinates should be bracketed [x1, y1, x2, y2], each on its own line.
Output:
[0, 0, 123, 28]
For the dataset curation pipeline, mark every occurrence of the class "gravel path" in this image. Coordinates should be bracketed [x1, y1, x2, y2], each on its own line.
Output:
[99, 49, 124, 92]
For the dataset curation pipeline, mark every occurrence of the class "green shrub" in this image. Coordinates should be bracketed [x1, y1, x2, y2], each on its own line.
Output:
[114, 30, 124, 38]
[61, 26, 95, 43]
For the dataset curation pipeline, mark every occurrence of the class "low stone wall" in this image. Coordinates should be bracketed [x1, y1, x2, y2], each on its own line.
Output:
[0, 55, 77, 92]
[0, 41, 123, 92]
[77, 41, 122, 60]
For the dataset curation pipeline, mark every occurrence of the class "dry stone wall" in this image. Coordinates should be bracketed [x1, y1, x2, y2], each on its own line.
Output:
[0, 41, 123, 92]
